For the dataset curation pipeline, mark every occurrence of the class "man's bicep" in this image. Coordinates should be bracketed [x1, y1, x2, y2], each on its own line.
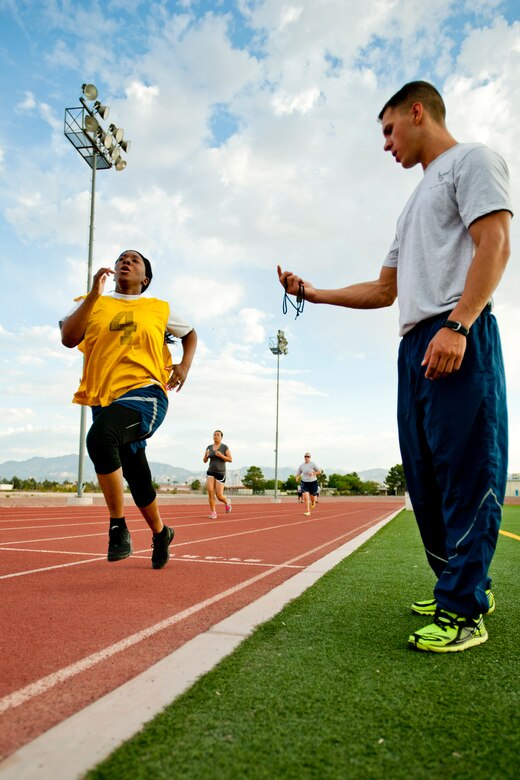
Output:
[468, 210, 511, 248]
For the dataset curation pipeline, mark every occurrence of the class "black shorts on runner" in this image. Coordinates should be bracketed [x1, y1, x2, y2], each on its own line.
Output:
[207, 470, 226, 483]
[301, 481, 318, 496]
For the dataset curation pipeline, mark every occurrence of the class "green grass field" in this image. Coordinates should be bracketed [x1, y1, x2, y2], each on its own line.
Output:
[87, 507, 520, 780]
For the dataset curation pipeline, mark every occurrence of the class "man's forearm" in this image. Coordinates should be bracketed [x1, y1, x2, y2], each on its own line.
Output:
[311, 279, 396, 309]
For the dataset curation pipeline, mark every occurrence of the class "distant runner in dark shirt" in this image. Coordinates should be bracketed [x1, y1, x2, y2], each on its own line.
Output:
[203, 430, 233, 519]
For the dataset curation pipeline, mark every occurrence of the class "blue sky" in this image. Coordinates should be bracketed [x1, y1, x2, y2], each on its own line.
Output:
[0, 0, 519, 476]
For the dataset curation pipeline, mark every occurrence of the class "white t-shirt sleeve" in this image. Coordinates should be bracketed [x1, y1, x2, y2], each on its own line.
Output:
[454, 146, 513, 228]
[59, 298, 84, 327]
[166, 305, 194, 338]
[383, 234, 399, 268]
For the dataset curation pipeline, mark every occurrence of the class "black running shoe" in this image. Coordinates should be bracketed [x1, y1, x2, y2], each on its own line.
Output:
[107, 526, 132, 562]
[151, 526, 175, 569]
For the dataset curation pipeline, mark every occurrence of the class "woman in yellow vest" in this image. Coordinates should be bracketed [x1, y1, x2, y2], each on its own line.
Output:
[61, 249, 197, 569]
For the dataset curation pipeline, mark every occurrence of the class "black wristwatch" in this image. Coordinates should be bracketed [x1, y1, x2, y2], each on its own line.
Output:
[442, 319, 469, 337]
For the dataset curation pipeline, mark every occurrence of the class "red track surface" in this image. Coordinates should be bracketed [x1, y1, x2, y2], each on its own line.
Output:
[0, 499, 400, 760]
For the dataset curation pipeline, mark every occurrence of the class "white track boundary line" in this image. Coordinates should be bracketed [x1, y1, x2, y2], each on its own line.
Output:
[0, 509, 402, 780]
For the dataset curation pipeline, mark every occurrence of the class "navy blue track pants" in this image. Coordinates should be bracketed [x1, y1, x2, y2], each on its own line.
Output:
[397, 309, 507, 617]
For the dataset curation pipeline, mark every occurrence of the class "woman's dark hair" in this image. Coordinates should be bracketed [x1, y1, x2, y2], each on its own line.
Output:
[214, 430, 223, 436]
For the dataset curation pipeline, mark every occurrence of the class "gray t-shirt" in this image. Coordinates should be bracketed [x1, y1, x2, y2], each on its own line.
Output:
[383, 143, 512, 336]
[297, 461, 320, 483]
[206, 443, 228, 475]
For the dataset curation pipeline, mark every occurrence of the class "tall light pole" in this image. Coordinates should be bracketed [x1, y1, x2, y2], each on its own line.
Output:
[269, 330, 288, 502]
[64, 84, 130, 502]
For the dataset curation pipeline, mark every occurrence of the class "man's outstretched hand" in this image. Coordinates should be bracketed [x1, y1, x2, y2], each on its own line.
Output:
[277, 265, 315, 300]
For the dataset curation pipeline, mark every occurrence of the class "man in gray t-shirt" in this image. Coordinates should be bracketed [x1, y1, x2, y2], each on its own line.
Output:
[279, 81, 511, 654]
[296, 452, 322, 516]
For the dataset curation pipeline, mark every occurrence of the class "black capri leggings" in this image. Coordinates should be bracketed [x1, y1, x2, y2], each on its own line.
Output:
[86, 403, 156, 508]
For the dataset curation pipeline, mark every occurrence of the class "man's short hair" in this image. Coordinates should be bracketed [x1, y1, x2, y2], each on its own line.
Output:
[378, 81, 446, 124]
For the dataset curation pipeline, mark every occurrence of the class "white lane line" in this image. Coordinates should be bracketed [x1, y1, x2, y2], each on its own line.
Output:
[0, 551, 302, 580]
[0, 517, 380, 715]
[1, 532, 112, 545]
[172, 508, 369, 548]
[0, 557, 108, 580]
[0, 521, 108, 532]
[0, 511, 303, 546]
[0, 510, 355, 579]
[0, 503, 365, 541]
[0, 507, 388, 579]
[0, 547, 106, 558]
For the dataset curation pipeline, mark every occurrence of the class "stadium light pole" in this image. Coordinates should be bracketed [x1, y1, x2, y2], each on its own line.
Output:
[269, 330, 288, 503]
[64, 84, 130, 502]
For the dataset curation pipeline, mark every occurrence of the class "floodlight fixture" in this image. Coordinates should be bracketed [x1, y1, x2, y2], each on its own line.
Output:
[120, 139, 131, 153]
[82, 83, 98, 101]
[84, 115, 99, 134]
[269, 329, 288, 355]
[100, 130, 115, 150]
[93, 101, 110, 120]
[109, 123, 124, 143]
[115, 158, 127, 171]
[110, 146, 121, 163]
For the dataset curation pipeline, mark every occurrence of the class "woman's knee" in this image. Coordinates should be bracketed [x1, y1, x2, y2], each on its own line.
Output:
[87, 425, 120, 474]
[87, 405, 141, 474]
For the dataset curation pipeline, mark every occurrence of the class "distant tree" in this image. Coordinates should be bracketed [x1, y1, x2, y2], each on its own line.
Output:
[361, 480, 381, 495]
[385, 464, 407, 495]
[328, 472, 364, 495]
[263, 479, 283, 491]
[83, 481, 102, 492]
[242, 466, 266, 493]
[283, 474, 298, 491]
[191, 479, 201, 491]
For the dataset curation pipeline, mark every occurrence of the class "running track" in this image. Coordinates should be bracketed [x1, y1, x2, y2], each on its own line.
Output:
[0, 498, 401, 762]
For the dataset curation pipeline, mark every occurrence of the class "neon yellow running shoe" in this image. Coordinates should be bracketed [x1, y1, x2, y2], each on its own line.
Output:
[409, 609, 488, 653]
[411, 589, 495, 616]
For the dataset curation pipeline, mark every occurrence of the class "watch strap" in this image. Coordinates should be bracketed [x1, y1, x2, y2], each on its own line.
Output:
[442, 319, 469, 337]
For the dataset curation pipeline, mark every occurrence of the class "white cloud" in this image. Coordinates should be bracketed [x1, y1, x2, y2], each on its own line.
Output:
[16, 91, 36, 111]
[272, 87, 322, 115]
[235, 308, 269, 343]
[168, 276, 245, 321]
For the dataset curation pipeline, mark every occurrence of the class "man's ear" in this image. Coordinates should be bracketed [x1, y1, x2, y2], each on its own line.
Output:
[411, 101, 424, 125]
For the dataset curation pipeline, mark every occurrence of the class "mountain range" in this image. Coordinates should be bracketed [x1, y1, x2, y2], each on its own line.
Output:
[0, 455, 389, 485]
